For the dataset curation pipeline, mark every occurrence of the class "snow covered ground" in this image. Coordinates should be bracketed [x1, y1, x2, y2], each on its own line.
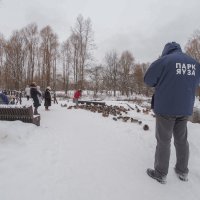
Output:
[0, 98, 200, 200]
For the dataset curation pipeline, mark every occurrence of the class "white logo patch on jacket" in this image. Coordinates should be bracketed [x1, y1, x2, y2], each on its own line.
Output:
[176, 63, 196, 76]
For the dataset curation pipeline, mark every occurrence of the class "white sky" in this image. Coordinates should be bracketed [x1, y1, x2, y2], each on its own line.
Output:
[0, 0, 200, 63]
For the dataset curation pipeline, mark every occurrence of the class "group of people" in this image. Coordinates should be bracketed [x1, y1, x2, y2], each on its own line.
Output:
[26, 83, 52, 115]
[30, 86, 82, 114]
[25, 85, 82, 114]
[1, 84, 82, 114]
[0, 90, 22, 105]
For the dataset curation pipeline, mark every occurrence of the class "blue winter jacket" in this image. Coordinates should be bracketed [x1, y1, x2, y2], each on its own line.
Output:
[144, 42, 200, 116]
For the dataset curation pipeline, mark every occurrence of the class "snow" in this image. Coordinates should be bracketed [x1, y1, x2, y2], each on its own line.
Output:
[0, 98, 200, 200]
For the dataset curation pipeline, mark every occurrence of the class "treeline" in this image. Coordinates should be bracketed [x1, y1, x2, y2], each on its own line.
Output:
[0, 14, 200, 97]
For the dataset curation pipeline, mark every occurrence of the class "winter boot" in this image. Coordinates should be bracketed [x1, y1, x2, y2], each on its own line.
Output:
[45, 107, 49, 111]
[174, 168, 188, 182]
[34, 108, 39, 115]
[146, 168, 167, 184]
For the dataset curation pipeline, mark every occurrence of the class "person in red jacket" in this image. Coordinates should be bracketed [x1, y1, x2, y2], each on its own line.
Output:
[73, 89, 82, 107]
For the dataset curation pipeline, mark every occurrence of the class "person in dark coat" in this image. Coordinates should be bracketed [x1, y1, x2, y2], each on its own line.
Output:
[44, 86, 51, 110]
[0, 92, 9, 104]
[144, 42, 200, 184]
[30, 82, 42, 115]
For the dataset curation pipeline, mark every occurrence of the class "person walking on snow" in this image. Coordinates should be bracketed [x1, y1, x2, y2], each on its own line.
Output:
[73, 89, 82, 107]
[44, 86, 51, 110]
[144, 42, 200, 184]
[30, 82, 42, 115]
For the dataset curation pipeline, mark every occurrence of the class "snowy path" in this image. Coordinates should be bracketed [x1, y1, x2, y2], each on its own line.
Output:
[0, 102, 200, 200]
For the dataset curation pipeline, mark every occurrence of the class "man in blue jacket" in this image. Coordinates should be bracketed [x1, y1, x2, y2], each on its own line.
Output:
[144, 42, 200, 184]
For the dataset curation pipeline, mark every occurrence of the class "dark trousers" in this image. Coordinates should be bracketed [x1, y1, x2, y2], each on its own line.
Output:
[154, 114, 189, 176]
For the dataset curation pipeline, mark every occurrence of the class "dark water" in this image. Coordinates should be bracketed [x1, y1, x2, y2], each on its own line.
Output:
[189, 107, 200, 123]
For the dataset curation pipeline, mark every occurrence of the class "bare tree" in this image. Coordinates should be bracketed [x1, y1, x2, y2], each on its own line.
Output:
[185, 30, 200, 62]
[118, 50, 135, 96]
[0, 33, 5, 89]
[52, 45, 59, 91]
[185, 30, 200, 98]
[70, 14, 95, 89]
[40, 25, 59, 89]
[61, 39, 72, 93]
[131, 63, 153, 96]
[4, 30, 26, 90]
[70, 33, 79, 88]
[139, 62, 153, 96]
[131, 64, 144, 94]
[22, 23, 39, 84]
[104, 50, 119, 96]
[87, 65, 104, 97]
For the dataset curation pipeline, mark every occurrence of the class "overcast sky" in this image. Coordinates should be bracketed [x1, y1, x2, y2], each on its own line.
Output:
[0, 0, 200, 63]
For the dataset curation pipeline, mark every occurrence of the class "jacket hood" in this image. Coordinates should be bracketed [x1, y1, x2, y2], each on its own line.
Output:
[161, 42, 182, 57]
